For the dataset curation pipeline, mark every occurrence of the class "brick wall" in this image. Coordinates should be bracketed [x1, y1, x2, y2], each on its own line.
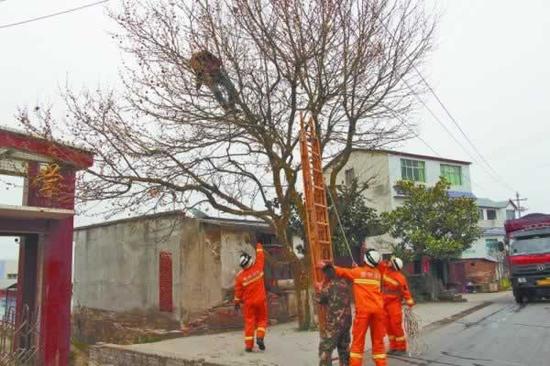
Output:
[463, 259, 497, 284]
[89, 344, 223, 366]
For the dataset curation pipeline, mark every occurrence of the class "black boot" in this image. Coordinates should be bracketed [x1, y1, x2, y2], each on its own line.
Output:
[256, 338, 266, 351]
[245, 348, 253, 353]
[388, 350, 407, 356]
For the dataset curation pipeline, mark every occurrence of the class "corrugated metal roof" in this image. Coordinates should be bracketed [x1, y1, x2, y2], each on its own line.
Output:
[459, 254, 498, 262]
[448, 191, 476, 199]
[476, 197, 513, 208]
[483, 227, 505, 236]
[75, 211, 271, 232]
[196, 217, 271, 230]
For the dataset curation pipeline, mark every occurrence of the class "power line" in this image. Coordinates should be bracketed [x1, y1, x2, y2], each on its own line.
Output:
[403, 80, 508, 194]
[402, 80, 480, 161]
[0, 0, 109, 30]
[391, 110, 440, 157]
[405, 79, 513, 194]
[415, 72, 503, 179]
[375, 14, 516, 194]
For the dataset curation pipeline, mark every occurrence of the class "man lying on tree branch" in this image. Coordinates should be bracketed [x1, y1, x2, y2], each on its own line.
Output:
[190, 50, 240, 114]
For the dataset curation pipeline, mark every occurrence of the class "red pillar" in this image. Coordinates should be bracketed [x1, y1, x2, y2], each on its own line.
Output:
[1, 129, 93, 366]
[39, 218, 74, 365]
[26, 163, 76, 366]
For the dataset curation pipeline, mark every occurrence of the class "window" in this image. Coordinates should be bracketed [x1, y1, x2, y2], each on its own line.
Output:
[478, 208, 484, 220]
[6, 273, 17, 280]
[344, 168, 355, 187]
[485, 239, 499, 254]
[486, 209, 497, 220]
[401, 159, 425, 182]
[440, 164, 462, 185]
[506, 210, 516, 220]
[511, 234, 550, 256]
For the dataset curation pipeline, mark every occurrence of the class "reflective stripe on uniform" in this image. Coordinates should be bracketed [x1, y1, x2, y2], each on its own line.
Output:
[243, 272, 264, 286]
[383, 275, 400, 286]
[388, 335, 396, 340]
[372, 353, 387, 360]
[406, 298, 415, 305]
[350, 352, 363, 359]
[245, 336, 254, 340]
[256, 327, 266, 333]
[353, 279, 380, 286]
[395, 336, 406, 341]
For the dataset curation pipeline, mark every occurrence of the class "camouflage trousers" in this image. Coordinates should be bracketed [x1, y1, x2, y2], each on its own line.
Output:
[319, 321, 351, 366]
[206, 72, 239, 112]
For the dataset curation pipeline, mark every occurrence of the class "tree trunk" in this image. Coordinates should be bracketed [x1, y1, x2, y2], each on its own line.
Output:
[273, 222, 317, 330]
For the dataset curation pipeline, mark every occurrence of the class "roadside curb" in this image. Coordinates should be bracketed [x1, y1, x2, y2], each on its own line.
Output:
[422, 301, 494, 332]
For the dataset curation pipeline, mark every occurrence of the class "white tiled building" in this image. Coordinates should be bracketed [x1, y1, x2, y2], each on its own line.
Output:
[325, 149, 474, 252]
[462, 198, 517, 261]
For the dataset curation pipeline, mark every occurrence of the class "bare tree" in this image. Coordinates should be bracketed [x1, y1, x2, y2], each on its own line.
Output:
[19, 0, 434, 326]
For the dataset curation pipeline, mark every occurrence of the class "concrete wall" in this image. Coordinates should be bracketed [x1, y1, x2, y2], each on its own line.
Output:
[73, 215, 183, 317]
[325, 151, 392, 214]
[219, 230, 255, 291]
[74, 215, 269, 324]
[325, 151, 393, 252]
[179, 220, 219, 321]
[478, 203, 514, 229]
[463, 235, 502, 260]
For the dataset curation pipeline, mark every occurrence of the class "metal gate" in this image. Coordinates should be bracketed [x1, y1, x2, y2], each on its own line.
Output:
[0, 306, 40, 365]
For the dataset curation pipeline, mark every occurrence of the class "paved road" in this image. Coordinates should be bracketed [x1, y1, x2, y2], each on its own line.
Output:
[389, 293, 550, 366]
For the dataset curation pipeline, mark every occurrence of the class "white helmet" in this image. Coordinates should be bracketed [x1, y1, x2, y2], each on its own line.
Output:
[239, 253, 253, 268]
[364, 249, 381, 267]
[391, 256, 404, 271]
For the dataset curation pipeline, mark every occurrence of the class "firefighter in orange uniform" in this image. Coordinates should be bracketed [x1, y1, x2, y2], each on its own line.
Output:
[234, 242, 268, 352]
[381, 256, 415, 354]
[324, 249, 387, 366]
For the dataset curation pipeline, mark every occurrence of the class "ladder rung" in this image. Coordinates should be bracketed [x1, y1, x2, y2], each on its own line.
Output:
[314, 185, 325, 190]
[314, 203, 326, 208]
[316, 221, 328, 226]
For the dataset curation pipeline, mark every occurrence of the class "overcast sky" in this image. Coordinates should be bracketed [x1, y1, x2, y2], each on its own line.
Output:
[1, 0, 549, 259]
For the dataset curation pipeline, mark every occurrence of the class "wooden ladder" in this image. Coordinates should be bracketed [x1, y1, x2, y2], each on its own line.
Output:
[299, 113, 334, 332]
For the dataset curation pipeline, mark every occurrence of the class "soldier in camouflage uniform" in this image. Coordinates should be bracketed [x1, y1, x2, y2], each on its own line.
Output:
[316, 264, 352, 366]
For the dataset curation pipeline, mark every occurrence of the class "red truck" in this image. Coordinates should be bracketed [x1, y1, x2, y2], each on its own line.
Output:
[505, 213, 550, 303]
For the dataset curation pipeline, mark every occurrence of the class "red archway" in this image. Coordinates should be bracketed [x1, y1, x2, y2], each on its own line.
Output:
[0, 127, 93, 365]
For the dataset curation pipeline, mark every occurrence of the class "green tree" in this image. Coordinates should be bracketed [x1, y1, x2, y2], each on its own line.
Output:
[382, 178, 481, 260]
[331, 180, 386, 257]
[290, 179, 385, 258]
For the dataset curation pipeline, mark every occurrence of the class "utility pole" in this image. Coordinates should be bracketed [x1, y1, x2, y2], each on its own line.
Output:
[514, 192, 528, 218]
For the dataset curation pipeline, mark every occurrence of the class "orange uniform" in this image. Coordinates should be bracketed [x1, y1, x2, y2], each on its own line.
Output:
[234, 243, 268, 350]
[334, 265, 387, 366]
[381, 261, 414, 352]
